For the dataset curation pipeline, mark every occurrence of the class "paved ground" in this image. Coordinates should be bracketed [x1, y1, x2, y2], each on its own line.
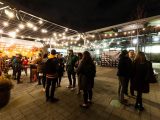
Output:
[0, 66, 160, 120]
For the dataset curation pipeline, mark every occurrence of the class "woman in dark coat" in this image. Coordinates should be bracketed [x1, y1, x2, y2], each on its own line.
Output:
[77, 51, 96, 108]
[132, 52, 151, 111]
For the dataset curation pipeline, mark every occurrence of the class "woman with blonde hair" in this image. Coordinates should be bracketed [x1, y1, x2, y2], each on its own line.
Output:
[132, 52, 152, 111]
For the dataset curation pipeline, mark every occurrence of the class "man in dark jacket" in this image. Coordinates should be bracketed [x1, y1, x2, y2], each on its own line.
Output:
[45, 49, 59, 102]
[66, 50, 78, 90]
[117, 50, 132, 103]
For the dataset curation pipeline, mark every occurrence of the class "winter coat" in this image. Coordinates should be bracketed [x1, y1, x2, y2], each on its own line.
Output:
[66, 55, 78, 72]
[76, 61, 96, 90]
[117, 56, 132, 78]
[132, 61, 152, 93]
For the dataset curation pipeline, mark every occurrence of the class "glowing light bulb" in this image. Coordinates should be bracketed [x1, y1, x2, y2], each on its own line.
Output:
[5, 9, 14, 18]
[19, 24, 25, 29]
[0, 29, 3, 34]
[3, 22, 9, 27]
[39, 20, 43, 24]
[27, 22, 33, 28]
[8, 31, 16, 38]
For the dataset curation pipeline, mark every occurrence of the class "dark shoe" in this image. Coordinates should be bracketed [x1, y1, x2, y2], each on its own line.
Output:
[46, 98, 50, 102]
[80, 104, 88, 108]
[139, 106, 144, 111]
[50, 98, 59, 103]
[87, 100, 92, 104]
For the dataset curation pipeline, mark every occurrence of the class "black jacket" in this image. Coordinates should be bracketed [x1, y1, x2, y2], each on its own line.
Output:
[117, 56, 132, 78]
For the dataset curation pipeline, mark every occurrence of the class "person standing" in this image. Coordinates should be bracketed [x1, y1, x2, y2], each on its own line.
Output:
[12, 54, 23, 84]
[66, 50, 78, 90]
[22, 56, 29, 76]
[77, 51, 96, 108]
[76, 52, 83, 94]
[45, 49, 59, 102]
[132, 52, 151, 111]
[32, 53, 43, 85]
[57, 54, 65, 87]
[128, 50, 135, 96]
[117, 50, 132, 103]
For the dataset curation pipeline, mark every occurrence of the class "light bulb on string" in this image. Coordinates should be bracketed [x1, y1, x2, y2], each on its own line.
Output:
[65, 28, 69, 32]
[5, 9, 14, 19]
[15, 29, 20, 33]
[3, 21, 9, 27]
[39, 20, 43, 24]
[8, 31, 16, 38]
[41, 29, 47, 33]
[19, 24, 25, 29]
[33, 26, 38, 31]
[27, 22, 33, 28]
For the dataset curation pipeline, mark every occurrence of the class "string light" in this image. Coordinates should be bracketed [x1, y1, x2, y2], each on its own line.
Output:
[15, 29, 20, 33]
[27, 22, 33, 28]
[115, 33, 118, 36]
[19, 24, 25, 29]
[3, 22, 9, 27]
[65, 28, 69, 32]
[39, 20, 43, 24]
[132, 30, 135, 33]
[33, 26, 38, 31]
[124, 32, 127, 35]
[5, 9, 14, 18]
[41, 29, 47, 33]
[109, 34, 112, 37]
[143, 28, 145, 31]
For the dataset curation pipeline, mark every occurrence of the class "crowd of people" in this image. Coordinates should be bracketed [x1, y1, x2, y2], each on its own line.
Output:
[0, 49, 96, 108]
[117, 50, 154, 111]
[0, 49, 155, 110]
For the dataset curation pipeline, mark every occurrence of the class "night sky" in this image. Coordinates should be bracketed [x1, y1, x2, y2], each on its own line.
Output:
[4, 0, 160, 32]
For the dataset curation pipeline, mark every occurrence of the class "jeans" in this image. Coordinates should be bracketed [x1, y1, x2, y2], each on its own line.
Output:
[136, 91, 143, 107]
[118, 76, 129, 101]
[45, 77, 57, 100]
[67, 71, 76, 87]
[83, 90, 92, 104]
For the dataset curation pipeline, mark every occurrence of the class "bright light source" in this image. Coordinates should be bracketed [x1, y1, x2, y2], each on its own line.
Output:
[109, 34, 112, 37]
[41, 29, 47, 33]
[62, 32, 66, 36]
[0, 29, 3, 34]
[5, 9, 14, 18]
[124, 32, 127, 35]
[65, 28, 69, 32]
[92, 35, 95, 38]
[27, 22, 33, 28]
[18, 24, 25, 29]
[133, 38, 138, 44]
[115, 33, 118, 36]
[8, 31, 16, 38]
[117, 42, 120, 45]
[33, 26, 38, 31]
[21, 36, 24, 39]
[53, 33, 57, 36]
[74, 41, 77, 44]
[104, 34, 107, 37]
[143, 28, 146, 30]
[58, 34, 62, 37]
[15, 29, 20, 33]
[153, 36, 159, 42]
[128, 31, 131, 34]
[39, 20, 43, 24]
[132, 31, 135, 33]
[3, 22, 9, 27]
[78, 44, 81, 46]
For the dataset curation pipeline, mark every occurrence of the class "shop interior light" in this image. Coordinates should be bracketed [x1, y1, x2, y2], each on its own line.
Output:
[132, 30, 135, 33]
[109, 34, 112, 36]
[115, 33, 118, 36]
[21, 36, 24, 38]
[58, 34, 62, 37]
[4, 9, 14, 18]
[18, 24, 25, 29]
[153, 36, 159, 42]
[3, 21, 9, 27]
[8, 31, 16, 38]
[143, 28, 146, 30]
[133, 38, 138, 44]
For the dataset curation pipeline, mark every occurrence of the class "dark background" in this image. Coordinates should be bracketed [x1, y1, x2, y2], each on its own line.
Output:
[4, 0, 160, 32]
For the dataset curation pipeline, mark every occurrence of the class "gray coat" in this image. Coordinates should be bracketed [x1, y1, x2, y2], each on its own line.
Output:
[77, 61, 96, 90]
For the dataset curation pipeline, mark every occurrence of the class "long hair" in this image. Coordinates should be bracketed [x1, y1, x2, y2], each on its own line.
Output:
[82, 51, 93, 64]
[135, 52, 146, 64]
